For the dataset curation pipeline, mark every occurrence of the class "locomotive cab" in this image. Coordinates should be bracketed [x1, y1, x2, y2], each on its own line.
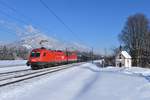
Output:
[26, 48, 47, 69]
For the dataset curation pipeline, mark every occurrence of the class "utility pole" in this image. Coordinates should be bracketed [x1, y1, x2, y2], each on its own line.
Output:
[91, 47, 93, 64]
[66, 48, 68, 64]
[104, 48, 107, 66]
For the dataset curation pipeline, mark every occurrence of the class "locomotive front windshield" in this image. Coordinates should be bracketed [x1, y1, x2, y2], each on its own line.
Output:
[30, 52, 35, 57]
[30, 52, 41, 57]
[35, 52, 40, 57]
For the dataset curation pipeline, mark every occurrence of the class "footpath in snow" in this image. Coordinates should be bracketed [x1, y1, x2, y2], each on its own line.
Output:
[0, 62, 150, 100]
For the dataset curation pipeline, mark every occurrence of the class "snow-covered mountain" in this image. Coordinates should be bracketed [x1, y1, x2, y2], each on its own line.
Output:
[0, 22, 90, 52]
[9, 33, 89, 51]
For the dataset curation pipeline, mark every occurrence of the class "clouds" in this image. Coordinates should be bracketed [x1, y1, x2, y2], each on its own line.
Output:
[0, 20, 41, 38]
[24, 25, 37, 33]
[0, 20, 24, 37]
[16, 24, 39, 37]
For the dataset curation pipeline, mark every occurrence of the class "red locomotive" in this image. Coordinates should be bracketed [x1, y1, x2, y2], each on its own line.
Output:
[26, 47, 77, 70]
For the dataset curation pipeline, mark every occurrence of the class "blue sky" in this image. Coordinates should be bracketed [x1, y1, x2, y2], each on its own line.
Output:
[0, 0, 150, 53]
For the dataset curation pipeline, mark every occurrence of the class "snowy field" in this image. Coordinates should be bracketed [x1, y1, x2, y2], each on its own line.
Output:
[0, 60, 27, 67]
[0, 60, 30, 73]
[0, 61, 150, 100]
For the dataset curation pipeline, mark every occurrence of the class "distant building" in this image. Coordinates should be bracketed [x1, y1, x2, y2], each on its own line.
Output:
[115, 51, 132, 67]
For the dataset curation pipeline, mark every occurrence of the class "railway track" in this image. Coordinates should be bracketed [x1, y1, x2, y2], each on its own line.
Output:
[0, 63, 83, 87]
[0, 69, 31, 76]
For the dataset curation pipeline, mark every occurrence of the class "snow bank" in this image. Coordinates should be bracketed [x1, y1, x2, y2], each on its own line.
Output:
[0, 60, 27, 67]
[123, 67, 150, 76]
[101, 66, 150, 77]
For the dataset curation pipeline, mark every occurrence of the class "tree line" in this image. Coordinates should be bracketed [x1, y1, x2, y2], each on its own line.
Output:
[0, 45, 29, 60]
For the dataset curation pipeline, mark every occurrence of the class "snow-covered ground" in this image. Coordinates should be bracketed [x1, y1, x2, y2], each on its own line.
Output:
[0, 60, 30, 73]
[0, 62, 150, 100]
[0, 60, 27, 67]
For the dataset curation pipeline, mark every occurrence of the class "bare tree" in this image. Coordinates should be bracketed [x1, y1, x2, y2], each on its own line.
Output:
[119, 13, 150, 67]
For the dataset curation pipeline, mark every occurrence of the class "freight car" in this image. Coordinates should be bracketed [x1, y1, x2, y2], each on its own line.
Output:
[26, 47, 77, 70]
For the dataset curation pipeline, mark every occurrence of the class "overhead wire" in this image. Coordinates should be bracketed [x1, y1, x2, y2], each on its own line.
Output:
[0, 0, 90, 51]
[39, 0, 83, 43]
[0, 0, 55, 35]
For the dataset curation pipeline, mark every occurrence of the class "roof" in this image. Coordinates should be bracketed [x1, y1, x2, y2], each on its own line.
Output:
[121, 51, 131, 59]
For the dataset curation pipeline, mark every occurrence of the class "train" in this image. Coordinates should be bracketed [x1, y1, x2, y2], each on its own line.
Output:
[26, 47, 78, 70]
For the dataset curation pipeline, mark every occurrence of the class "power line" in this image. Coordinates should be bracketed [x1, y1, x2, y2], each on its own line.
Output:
[0, 0, 88, 51]
[0, 0, 32, 23]
[0, 9, 44, 36]
[39, 0, 83, 42]
[0, 9, 28, 25]
[40, 0, 73, 33]
[0, 0, 83, 43]
[0, 0, 55, 35]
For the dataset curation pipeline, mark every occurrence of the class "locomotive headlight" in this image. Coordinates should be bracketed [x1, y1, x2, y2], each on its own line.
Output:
[61, 56, 64, 59]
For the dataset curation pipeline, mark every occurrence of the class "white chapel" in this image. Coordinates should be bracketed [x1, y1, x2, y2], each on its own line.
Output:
[115, 51, 132, 67]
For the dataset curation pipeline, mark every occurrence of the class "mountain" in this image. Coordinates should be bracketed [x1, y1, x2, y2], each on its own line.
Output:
[10, 33, 89, 52]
